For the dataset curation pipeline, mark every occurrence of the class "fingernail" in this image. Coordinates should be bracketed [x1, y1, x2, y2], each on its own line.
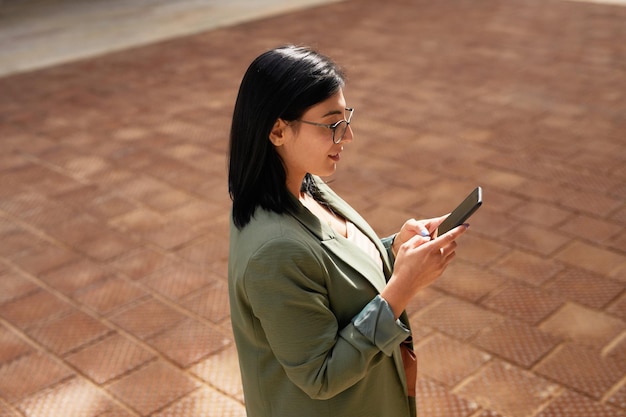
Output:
[420, 230, 430, 237]
[463, 223, 470, 228]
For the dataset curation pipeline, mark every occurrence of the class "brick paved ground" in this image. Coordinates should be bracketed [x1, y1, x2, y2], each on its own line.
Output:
[1, 0, 625, 416]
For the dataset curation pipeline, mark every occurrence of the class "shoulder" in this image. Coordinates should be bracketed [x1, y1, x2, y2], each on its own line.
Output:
[233, 208, 307, 243]
[229, 208, 328, 290]
[230, 208, 322, 264]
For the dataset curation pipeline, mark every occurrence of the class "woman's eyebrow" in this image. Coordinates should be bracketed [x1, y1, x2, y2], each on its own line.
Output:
[321, 109, 345, 117]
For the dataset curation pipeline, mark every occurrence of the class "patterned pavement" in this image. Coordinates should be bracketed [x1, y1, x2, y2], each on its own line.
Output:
[1, 0, 625, 416]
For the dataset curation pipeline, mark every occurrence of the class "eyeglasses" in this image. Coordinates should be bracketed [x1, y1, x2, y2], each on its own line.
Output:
[296, 107, 354, 144]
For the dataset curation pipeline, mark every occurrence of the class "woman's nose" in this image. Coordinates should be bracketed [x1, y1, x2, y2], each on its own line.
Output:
[342, 125, 354, 143]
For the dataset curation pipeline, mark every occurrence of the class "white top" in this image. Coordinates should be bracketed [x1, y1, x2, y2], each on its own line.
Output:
[346, 221, 384, 271]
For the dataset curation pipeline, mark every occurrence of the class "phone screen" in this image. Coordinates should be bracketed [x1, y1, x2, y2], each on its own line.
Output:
[436, 187, 482, 236]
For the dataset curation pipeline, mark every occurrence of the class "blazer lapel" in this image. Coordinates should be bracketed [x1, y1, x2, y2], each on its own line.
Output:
[315, 178, 393, 277]
[320, 236, 387, 294]
[289, 178, 391, 294]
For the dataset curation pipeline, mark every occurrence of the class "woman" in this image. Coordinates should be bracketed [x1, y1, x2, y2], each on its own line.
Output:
[228, 45, 467, 417]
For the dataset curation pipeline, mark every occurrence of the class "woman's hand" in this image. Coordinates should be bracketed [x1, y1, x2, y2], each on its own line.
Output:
[392, 216, 448, 256]
[383, 223, 468, 318]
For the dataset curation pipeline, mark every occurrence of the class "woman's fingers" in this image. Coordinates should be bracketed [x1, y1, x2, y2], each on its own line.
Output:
[439, 241, 457, 265]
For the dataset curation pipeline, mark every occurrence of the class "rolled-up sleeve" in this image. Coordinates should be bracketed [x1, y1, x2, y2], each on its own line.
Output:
[351, 294, 410, 356]
[381, 234, 397, 269]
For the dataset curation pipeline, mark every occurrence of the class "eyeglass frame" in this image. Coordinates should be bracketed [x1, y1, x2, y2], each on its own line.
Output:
[296, 107, 354, 144]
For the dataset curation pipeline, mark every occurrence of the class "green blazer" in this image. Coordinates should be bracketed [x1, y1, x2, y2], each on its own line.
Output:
[229, 177, 416, 417]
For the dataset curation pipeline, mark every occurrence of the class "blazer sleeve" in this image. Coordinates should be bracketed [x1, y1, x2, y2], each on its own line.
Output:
[243, 236, 410, 400]
[381, 234, 397, 270]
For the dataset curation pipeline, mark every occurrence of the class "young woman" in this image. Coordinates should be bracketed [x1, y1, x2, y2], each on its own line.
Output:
[228, 45, 467, 417]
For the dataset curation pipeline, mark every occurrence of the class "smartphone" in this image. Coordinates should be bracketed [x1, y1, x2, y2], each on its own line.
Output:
[436, 186, 482, 236]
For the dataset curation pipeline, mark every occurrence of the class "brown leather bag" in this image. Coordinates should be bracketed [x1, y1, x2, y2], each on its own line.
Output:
[400, 338, 417, 397]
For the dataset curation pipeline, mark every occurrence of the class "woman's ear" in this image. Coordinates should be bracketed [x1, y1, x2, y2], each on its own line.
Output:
[269, 119, 290, 146]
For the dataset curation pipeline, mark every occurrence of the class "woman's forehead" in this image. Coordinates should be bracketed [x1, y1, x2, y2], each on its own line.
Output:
[303, 90, 347, 117]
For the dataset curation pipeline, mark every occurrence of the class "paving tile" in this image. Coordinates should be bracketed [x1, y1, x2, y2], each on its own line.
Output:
[147, 318, 231, 368]
[0, 324, 33, 364]
[455, 234, 511, 267]
[415, 297, 503, 341]
[609, 230, 626, 254]
[0, 352, 74, 403]
[472, 410, 508, 417]
[607, 382, 626, 412]
[537, 389, 626, 417]
[114, 175, 168, 202]
[414, 333, 491, 387]
[207, 256, 229, 280]
[42, 214, 104, 247]
[608, 292, 626, 322]
[0, 227, 42, 258]
[110, 208, 166, 235]
[609, 262, 626, 284]
[77, 229, 139, 262]
[26, 310, 112, 356]
[558, 188, 623, 218]
[416, 377, 479, 417]
[3, 165, 82, 198]
[16, 377, 129, 417]
[611, 205, 626, 226]
[152, 386, 245, 417]
[476, 169, 529, 193]
[456, 360, 560, 417]
[106, 360, 199, 416]
[433, 261, 507, 303]
[165, 199, 224, 228]
[555, 240, 626, 277]
[0, 191, 48, 219]
[141, 220, 208, 250]
[55, 186, 137, 221]
[65, 332, 155, 385]
[410, 324, 435, 344]
[362, 205, 417, 239]
[510, 179, 567, 205]
[90, 168, 136, 189]
[505, 224, 572, 256]
[8, 242, 79, 277]
[140, 186, 193, 213]
[0, 268, 38, 305]
[189, 346, 244, 402]
[0, 403, 21, 417]
[38, 147, 110, 180]
[544, 268, 624, 310]
[107, 247, 177, 281]
[469, 207, 520, 240]
[535, 343, 626, 400]
[472, 319, 561, 368]
[606, 331, 626, 360]
[490, 250, 565, 286]
[174, 234, 230, 267]
[140, 265, 217, 301]
[540, 302, 626, 349]
[108, 297, 188, 340]
[558, 214, 623, 245]
[482, 281, 564, 325]
[0, 289, 73, 330]
[39, 258, 110, 296]
[181, 281, 230, 324]
[510, 201, 575, 229]
[73, 275, 148, 316]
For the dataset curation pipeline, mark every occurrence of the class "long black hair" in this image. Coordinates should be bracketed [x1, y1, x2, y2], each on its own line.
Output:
[228, 45, 345, 229]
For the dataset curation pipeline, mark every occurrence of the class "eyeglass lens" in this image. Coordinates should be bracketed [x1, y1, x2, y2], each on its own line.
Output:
[334, 121, 348, 143]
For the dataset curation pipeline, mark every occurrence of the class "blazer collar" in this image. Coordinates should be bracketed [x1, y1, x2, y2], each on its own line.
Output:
[288, 177, 392, 293]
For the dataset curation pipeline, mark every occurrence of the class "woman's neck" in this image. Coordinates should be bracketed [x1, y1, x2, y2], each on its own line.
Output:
[286, 174, 306, 198]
